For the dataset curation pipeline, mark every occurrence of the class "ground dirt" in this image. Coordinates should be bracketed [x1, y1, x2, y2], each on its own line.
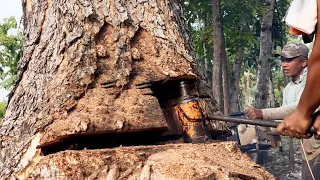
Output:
[254, 137, 303, 180]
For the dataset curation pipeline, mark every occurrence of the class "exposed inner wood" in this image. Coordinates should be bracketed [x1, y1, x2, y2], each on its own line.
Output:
[27, 142, 275, 180]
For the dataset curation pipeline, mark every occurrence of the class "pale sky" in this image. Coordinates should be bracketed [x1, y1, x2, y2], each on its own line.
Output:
[0, 0, 23, 21]
[0, 0, 22, 101]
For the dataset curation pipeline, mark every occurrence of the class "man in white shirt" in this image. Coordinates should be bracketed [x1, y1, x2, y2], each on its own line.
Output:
[245, 42, 320, 179]
[245, 43, 308, 120]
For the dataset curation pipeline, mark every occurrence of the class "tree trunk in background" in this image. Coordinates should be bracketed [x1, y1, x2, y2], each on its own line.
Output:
[254, 0, 275, 109]
[230, 48, 244, 113]
[203, 16, 209, 81]
[222, 42, 230, 114]
[203, 43, 209, 78]
[211, 0, 229, 114]
[0, 0, 231, 178]
[269, 71, 276, 108]
[283, 73, 290, 85]
[244, 71, 254, 107]
[203, 43, 213, 87]
[203, 14, 213, 86]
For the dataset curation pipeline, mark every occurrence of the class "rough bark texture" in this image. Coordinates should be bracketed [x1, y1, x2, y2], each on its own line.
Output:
[25, 142, 274, 180]
[230, 49, 244, 113]
[211, 0, 224, 112]
[0, 0, 232, 179]
[254, 0, 275, 109]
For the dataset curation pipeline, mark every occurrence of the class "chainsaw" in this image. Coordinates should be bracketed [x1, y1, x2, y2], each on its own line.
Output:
[175, 80, 316, 143]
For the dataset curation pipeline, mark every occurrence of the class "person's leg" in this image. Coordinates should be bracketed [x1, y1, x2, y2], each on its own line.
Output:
[302, 159, 311, 180]
[311, 155, 320, 179]
[302, 156, 320, 180]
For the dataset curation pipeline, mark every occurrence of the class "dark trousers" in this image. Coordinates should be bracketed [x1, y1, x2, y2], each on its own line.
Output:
[302, 155, 320, 180]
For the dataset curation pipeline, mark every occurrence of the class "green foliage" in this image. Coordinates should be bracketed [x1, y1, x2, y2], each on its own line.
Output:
[0, 101, 7, 121]
[183, 1, 212, 61]
[182, 0, 293, 109]
[182, 1, 213, 81]
[0, 16, 22, 89]
[270, 57, 286, 106]
[221, 0, 258, 53]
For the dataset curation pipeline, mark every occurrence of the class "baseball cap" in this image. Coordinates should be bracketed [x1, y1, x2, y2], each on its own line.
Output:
[278, 42, 309, 58]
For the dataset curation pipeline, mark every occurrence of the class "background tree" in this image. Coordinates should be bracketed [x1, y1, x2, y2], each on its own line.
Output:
[254, 0, 276, 109]
[183, 0, 292, 112]
[211, 0, 228, 113]
[0, 16, 23, 121]
[0, 101, 7, 121]
[222, 0, 258, 113]
[0, 16, 22, 89]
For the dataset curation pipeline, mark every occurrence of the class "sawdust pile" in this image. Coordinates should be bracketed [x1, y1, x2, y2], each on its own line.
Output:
[26, 142, 274, 179]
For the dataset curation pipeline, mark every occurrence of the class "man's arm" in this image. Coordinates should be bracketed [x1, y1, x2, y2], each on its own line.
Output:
[247, 84, 297, 120]
[262, 103, 297, 120]
[277, 0, 320, 138]
[247, 101, 297, 120]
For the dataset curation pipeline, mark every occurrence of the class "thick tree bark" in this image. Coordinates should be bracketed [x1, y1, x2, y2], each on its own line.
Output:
[0, 0, 233, 179]
[230, 48, 244, 113]
[211, 0, 229, 114]
[254, 0, 275, 109]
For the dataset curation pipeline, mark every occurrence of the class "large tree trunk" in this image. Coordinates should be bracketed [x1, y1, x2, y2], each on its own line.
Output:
[211, 0, 229, 114]
[254, 0, 275, 109]
[0, 0, 273, 179]
[230, 48, 244, 113]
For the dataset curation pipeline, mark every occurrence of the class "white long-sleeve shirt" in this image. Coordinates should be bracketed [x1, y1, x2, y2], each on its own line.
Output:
[261, 68, 320, 160]
[261, 68, 307, 120]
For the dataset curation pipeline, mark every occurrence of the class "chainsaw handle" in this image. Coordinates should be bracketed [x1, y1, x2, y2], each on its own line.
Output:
[207, 115, 317, 134]
[207, 115, 279, 128]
